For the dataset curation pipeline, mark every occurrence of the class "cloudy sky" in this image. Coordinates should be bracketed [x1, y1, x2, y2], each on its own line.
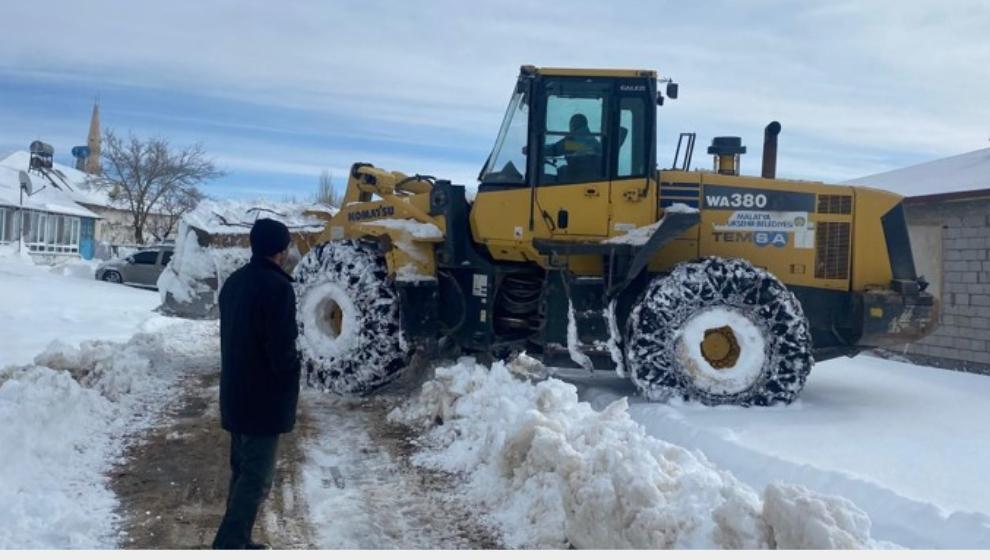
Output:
[0, 0, 987, 200]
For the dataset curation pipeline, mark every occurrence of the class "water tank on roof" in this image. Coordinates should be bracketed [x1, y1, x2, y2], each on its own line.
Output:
[29, 140, 54, 170]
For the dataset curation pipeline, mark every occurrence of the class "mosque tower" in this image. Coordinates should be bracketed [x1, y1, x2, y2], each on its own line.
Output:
[85, 101, 101, 175]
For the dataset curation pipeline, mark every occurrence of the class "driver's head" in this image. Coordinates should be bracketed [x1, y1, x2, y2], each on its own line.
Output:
[569, 113, 589, 133]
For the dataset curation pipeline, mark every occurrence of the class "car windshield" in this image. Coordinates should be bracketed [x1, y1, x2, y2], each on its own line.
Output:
[479, 82, 529, 185]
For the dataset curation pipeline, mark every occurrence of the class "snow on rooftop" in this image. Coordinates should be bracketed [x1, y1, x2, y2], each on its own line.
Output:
[0, 151, 103, 218]
[181, 198, 334, 235]
[845, 147, 990, 198]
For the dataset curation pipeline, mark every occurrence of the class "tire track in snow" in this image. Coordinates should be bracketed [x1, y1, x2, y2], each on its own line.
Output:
[297, 392, 501, 549]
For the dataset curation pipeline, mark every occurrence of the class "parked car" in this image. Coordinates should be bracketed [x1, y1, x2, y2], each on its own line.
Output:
[95, 245, 174, 289]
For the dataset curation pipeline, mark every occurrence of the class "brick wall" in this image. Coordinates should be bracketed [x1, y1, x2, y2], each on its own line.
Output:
[903, 198, 990, 371]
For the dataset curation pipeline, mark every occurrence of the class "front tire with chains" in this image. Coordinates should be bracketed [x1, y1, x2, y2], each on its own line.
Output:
[294, 240, 410, 394]
[625, 257, 813, 406]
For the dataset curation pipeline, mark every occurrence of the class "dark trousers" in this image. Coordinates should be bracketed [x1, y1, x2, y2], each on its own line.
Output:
[212, 432, 280, 549]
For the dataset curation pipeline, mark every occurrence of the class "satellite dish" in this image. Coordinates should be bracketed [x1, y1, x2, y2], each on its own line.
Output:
[18, 170, 32, 192]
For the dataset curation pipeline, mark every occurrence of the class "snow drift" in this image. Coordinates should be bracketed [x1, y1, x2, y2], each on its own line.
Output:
[158, 199, 333, 318]
[0, 318, 218, 548]
[389, 359, 880, 549]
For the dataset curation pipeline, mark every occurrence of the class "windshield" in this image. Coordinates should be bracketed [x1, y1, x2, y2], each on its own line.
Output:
[480, 83, 529, 184]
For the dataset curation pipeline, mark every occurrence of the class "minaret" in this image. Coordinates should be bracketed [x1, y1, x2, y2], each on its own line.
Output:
[85, 101, 102, 175]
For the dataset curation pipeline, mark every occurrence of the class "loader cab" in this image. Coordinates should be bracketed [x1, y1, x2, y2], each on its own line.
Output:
[475, 67, 659, 249]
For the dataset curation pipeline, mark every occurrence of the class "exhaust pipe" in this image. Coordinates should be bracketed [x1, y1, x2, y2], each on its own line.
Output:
[761, 121, 781, 179]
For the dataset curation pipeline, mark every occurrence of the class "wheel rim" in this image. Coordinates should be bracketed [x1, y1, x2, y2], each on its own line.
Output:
[326, 302, 344, 337]
[674, 307, 767, 396]
[105, 271, 120, 283]
[700, 326, 741, 369]
[300, 282, 358, 356]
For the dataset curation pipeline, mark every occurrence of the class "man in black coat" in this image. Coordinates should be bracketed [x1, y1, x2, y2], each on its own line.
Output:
[212, 218, 300, 550]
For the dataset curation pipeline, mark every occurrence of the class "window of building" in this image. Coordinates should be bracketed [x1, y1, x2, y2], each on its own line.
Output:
[0, 208, 10, 242]
[20, 210, 81, 254]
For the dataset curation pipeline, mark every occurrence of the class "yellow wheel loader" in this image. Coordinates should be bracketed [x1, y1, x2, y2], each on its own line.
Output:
[293, 66, 937, 405]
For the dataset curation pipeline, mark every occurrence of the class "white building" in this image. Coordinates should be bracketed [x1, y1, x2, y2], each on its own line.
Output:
[0, 152, 100, 262]
[848, 146, 990, 371]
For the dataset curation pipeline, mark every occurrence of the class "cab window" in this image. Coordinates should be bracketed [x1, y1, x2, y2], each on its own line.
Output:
[480, 85, 529, 185]
[616, 96, 647, 178]
[540, 80, 610, 185]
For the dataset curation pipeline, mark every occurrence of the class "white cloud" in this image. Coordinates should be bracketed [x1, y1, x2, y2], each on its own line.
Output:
[1, 0, 987, 187]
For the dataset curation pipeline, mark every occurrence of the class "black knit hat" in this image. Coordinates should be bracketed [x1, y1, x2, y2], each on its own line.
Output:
[250, 218, 292, 257]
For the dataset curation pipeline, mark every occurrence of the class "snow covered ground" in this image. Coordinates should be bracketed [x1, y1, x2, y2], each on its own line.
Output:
[0, 246, 160, 368]
[4, 243, 990, 549]
[0, 316, 218, 548]
[391, 358, 885, 549]
[0, 247, 217, 548]
[581, 355, 990, 548]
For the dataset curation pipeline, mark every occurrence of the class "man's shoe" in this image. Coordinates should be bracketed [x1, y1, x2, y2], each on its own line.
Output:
[246, 542, 272, 550]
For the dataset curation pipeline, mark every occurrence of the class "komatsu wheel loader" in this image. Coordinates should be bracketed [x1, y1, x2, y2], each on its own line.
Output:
[293, 66, 937, 406]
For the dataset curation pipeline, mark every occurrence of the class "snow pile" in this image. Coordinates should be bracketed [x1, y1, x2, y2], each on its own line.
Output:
[0, 239, 35, 265]
[666, 202, 700, 214]
[364, 218, 443, 240]
[390, 359, 878, 549]
[603, 204, 698, 245]
[763, 484, 874, 549]
[584, 354, 990, 548]
[566, 302, 593, 371]
[0, 318, 218, 548]
[362, 218, 442, 283]
[158, 199, 333, 317]
[603, 221, 663, 246]
[157, 219, 249, 306]
[605, 299, 625, 377]
[50, 259, 102, 279]
[34, 336, 157, 402]
[0, 366, 117, 548]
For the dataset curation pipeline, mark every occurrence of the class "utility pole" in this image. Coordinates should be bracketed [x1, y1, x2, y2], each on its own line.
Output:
[18, 170, 30, 254]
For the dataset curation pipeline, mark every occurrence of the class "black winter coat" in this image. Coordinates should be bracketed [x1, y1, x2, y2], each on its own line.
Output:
[218, 256, 301, 435]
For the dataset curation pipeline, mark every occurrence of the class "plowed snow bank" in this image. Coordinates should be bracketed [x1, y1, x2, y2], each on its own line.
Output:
[0, 319, 218, 548]
[390, 359, 882, 549]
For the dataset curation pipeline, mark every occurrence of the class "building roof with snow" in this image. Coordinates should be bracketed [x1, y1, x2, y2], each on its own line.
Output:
[845, 147, 990, 203]
[182, 199, 333, 235]
[0, 151, 100, 219]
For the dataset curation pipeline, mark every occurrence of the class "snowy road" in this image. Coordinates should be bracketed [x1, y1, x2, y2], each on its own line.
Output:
[299, 393, 499, 548]
[580, 355, 990, 548]
[5, 251, 990, 549]
[112, 363, 498, 549]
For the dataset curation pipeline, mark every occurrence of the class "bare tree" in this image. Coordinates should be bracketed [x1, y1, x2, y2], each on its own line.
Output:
[314, 169, 341, 207]
[148, 185, 206, 242]
[100, 130, 223, 244]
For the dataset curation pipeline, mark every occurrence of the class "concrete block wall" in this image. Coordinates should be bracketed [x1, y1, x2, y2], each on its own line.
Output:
[903, 199, 990, 372]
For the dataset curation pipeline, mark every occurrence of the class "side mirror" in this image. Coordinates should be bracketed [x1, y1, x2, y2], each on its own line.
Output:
[666, 82, 679, 99]
[125, 256, 134, 263]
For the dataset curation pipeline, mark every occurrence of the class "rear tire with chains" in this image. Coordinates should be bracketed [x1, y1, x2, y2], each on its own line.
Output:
[625, 257, 813, 406]
[294, 240, 410, 394]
